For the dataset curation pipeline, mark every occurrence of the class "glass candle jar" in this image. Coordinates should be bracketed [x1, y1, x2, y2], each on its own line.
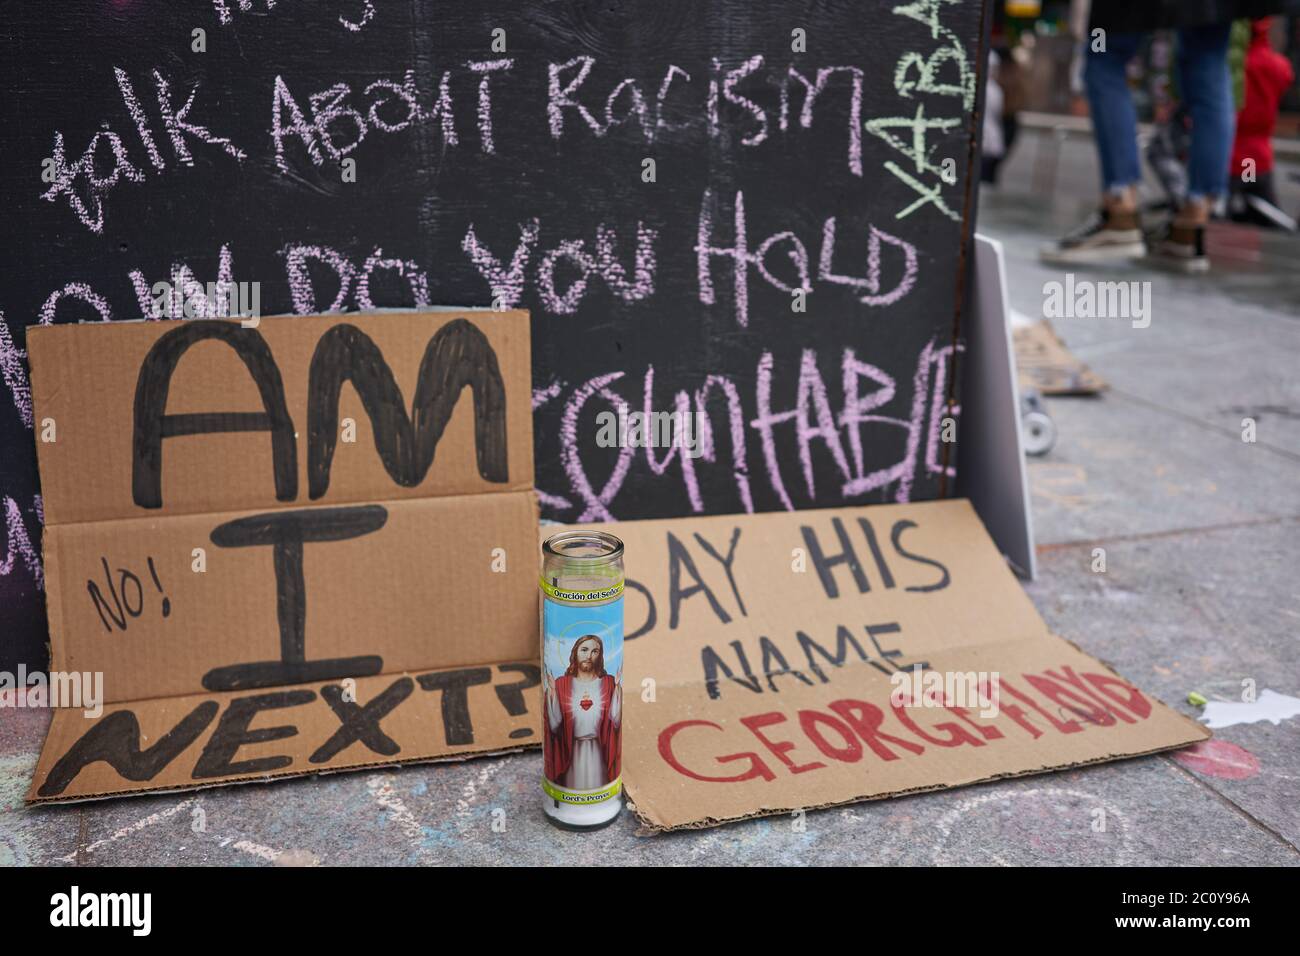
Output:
[539, 530, 625, 830]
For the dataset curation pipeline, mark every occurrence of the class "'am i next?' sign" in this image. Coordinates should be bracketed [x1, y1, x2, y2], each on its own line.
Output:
[26, 309, 543, 802]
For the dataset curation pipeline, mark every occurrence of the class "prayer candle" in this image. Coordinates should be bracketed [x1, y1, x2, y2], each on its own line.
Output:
[539, 531, 625, 830]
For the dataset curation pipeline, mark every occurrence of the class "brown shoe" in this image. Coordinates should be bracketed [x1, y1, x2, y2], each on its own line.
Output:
[1147, 221, 1209, 274]
[1040, 208, 1146, 265]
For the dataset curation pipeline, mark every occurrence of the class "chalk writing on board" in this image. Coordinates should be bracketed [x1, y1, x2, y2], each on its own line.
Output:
[893, 0, 978, 109]
[0, 313, 33, 427]
[132, 244, 238, 320]
[300, 203, 912, 325]
[38, 127, 142, 235]
[272, 66, 503, 170]
[542, 338, 959, 522]
[1, 495, 43, 589]
[285, 244, 430, 315]
[16, 195, 952, 523]
[697, 191, 918, 327]
[212, 0, 377, 32]
[863, 0, 975, 221]
[0, 304, 45, 589]
[40, 283, 113, 326]
[4, 0, 986, 672]
[266, 55, 884, 176]
[463, 221, 658, 314]
[547, 54, 869, 177]
[40, 67, 244, 234]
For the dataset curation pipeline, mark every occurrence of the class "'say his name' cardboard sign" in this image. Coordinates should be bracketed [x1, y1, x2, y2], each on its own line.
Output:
[581, 500, 1209, 830]
[26, 310, 542, 802]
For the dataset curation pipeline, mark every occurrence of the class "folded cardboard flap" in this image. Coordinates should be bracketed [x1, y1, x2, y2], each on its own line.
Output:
[1013, 319, 1107, 396]
[622, 635, 1207, 831]
[44, 492, 540, 704]
[570, 500, 1210, 831]
[27, 663, 544, 804]
[26, 310, 545, 803]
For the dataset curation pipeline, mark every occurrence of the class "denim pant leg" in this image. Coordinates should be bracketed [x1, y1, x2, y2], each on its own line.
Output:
[1178, 23, 1235, 200]
[1084, 32, 1144, 192]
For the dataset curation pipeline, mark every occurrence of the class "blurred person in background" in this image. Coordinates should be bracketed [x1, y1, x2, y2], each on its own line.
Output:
[1227, 18, 1297, 227]
[982, 50, 1008, 183]
[1067, 0, 1094, 116]
[982, 26, 1031, 185]
[1042, 0, 1300, 272]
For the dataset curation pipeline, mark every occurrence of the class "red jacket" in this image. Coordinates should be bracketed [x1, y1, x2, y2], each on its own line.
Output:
[1232, 20, 1295, 176]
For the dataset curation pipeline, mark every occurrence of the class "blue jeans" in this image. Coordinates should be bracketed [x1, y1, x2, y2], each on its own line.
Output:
[1084, 24, 1235, 200]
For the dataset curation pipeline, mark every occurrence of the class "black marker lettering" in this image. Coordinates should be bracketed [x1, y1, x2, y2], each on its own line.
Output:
[801, 517, 869, 599]
[133, 321, 295, 509]
[492, 664, 539, 717]
[193, 690, 315, 778]
[415, 667, 491, 746]
[310, 677, 413, 762]
[667, 530, 730, 629]
[891, 519, 950, 592]
[856, 517, 896, 589]
[864, 622, 912, 673]
[624, 577, 657, 640]
[205, 506, 387, 690]
[797, 624, 869, 683]
[37, 702, 219, 797]
[692, 527, 746, 616]
[307, 319, 508, 498]
[701, 640, 761, 700]
[758, 636, 814, 692]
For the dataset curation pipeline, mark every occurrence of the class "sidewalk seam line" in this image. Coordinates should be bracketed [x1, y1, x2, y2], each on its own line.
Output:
[1162, 755, 1300, 857]
[1105, 386, 1300, 465]
[1036, 514, 1300, 553]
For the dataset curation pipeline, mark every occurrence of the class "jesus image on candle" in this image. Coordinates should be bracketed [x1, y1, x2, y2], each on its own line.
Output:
[544, 634, 622, 791]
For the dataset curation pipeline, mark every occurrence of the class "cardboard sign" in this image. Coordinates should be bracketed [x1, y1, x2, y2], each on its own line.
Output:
[25, 310, 542, 803]
[1014, 320, 1107, 396]
[586, 500, 1207, 830]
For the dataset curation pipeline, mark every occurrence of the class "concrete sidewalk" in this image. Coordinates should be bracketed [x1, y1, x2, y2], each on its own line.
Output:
[3, 137, 1298, 866]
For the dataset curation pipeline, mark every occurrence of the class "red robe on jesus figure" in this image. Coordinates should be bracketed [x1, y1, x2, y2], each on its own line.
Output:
[544, 635, 621, 789]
